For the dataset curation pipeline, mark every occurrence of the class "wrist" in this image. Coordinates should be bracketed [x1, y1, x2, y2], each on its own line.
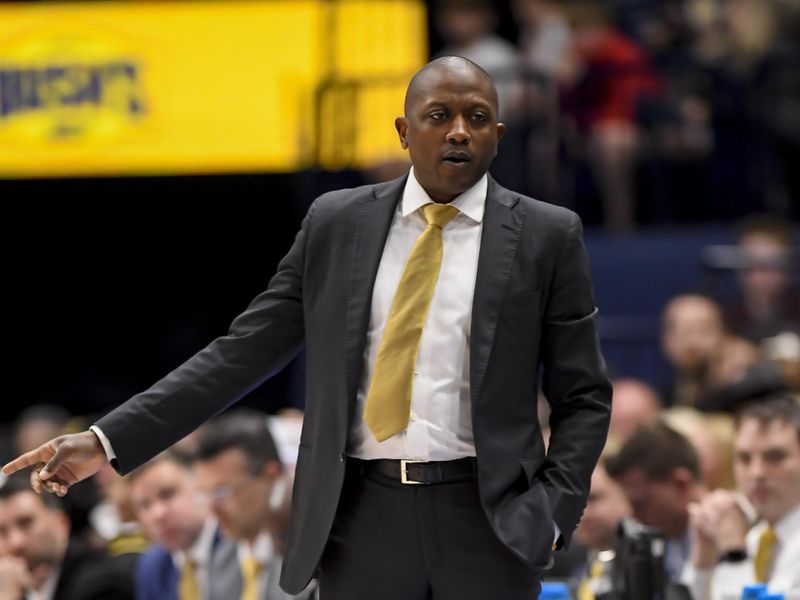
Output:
[691, 544, 720, 569]
[717, 548, 748, 564]
[718, 537, 748, 554]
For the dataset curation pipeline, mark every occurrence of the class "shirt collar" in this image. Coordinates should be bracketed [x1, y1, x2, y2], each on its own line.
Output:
[28, 565, 60, 600]
[773, 502, 800, 542]
[173, 518, 218, 568]
[401, 167, 487, 224]
[237, 530, 275, 566]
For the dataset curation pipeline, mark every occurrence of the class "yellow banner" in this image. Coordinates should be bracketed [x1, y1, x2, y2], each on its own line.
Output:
[0, 0, 426, 178]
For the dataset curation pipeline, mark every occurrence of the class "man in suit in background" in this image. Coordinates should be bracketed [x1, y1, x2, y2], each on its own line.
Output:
[129, 450, 240, 600]
[606, 422, 707, 582]
[192, 410, 314, 600]
[685, 395, 800, 599]
[0, 473, 134, 600]
[4, 56, 611, 599]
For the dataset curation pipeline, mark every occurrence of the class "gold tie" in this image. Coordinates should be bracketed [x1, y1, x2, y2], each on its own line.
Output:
[240, 556, 262, 600]
[363, 203, 460, 442]
[754, 526, 777, 583]
[576, 559, 603, 600]
[178, 559, 200, 600]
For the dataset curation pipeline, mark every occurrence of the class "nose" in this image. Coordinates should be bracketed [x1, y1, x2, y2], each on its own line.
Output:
[6, 527, 26, 555]
[149, 500, 168, 523]
[447, 115, 470, 144]
[748, 456, 767, 479]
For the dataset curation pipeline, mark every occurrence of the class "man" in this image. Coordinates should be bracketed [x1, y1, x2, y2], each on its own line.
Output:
[685, 396, 800, 600]
[661, 294, 759, 407]
[571, 459, 632, 599]
[0, 473, 133, 600]
[192, 410, 311, 600]
[605, 421, 706, 581]
[574, 460, 632, 555]
[129, 450, 239, 600]
[3, 56, 611, 599]
[606, 377, 662, 448]
[729, 215, 800, 342]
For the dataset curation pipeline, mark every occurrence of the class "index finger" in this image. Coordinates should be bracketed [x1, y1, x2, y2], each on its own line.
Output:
[2, 446, 51, 476]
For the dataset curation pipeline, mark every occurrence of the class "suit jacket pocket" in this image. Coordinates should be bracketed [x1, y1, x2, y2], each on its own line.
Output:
[520, 456, 555, 536]
[508, 456, 555, 569]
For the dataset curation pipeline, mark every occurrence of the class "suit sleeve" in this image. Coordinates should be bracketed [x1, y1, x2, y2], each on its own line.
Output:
[539, 212, 612, 547]
[95, 202, 317, 474]
[134, 555, 158, 600]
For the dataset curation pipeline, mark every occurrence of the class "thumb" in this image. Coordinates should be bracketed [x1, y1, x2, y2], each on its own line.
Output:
[40, 442, 74, 480]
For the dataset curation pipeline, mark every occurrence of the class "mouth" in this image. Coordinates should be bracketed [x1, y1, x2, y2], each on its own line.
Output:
[442, 153, 471, 166]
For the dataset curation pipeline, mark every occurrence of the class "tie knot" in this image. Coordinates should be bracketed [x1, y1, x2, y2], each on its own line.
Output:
[760, 526, 778, 545]
[422, 203, 459, 229]
[241, 556, 262, 578]
[589, 559, 603, 579]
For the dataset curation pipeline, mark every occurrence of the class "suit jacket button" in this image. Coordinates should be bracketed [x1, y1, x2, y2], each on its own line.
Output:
[338, 453, 345, 463]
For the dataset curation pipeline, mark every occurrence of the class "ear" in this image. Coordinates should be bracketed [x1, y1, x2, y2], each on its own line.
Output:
[494, 122, 506, 156]
[670, 467, 696, 495]
[260, 460, 281, 481]
[395, 117, 408, 149]
[54, 509, 71, 541]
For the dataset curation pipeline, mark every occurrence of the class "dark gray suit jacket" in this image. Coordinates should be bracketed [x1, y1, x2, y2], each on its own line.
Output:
[96, 174, 612, 594]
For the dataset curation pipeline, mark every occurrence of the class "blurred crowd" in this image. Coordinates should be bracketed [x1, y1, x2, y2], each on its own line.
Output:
[532, 214, 799, 598]
[429, 0, 800, 231]
[0, 409, 313, 600]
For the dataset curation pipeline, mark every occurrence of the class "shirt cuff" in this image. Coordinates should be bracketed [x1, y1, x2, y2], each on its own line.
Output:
[553, 522, 561, 546]
[89, 425, 117, 461]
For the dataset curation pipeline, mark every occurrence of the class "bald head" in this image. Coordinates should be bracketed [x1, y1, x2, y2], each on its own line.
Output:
[395, 54, 505, 204]
[608, 378, 662, 445]
[404, 56, 498, 116]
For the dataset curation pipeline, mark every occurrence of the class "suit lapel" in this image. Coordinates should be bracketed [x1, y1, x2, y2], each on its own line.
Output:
[470, 177, 525, 405]
[343, 175, 406, 422]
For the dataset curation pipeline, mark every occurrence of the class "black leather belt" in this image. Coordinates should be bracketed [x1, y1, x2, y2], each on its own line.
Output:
[348, 457, 478, 485]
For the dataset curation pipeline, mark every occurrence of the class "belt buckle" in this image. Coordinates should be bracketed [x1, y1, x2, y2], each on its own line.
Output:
[400, 459, 426, 485]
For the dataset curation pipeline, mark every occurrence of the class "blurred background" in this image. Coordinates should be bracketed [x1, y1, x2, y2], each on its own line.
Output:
[0, 0, 798, 430]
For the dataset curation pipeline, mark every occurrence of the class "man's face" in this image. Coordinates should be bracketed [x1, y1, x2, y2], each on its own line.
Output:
[662, 297, 724, 374]
[608, 381, 661, 444]
[735, 417, 800, 524]
[396, 63, 505, 203]
[614, 468, 690, 538]
[738, 233, 790, 303]
[575, 465, 632, 551]
[130, 460, 209, 552]
[0, 492, 69, 587]
[194, 449, 277, 543]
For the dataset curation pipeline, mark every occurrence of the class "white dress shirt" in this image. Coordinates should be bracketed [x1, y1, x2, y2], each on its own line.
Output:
[238, 531, 286, 600]
[683, 503, 800, 600]
[172, 518, 218, 600]
[25, 566, 59, 600]
[348, 167, 486, 460]
[90, 167, 486, 465]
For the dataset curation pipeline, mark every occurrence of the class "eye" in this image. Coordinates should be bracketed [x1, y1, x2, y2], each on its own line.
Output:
[428, 111, 446, 121]
[159, 487, 177, 502]
[764, 450, 788, 465]
[471, 112, 488, 123]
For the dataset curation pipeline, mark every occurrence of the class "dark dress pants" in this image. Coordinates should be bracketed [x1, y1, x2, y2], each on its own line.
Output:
[318, 460, 543, 600]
